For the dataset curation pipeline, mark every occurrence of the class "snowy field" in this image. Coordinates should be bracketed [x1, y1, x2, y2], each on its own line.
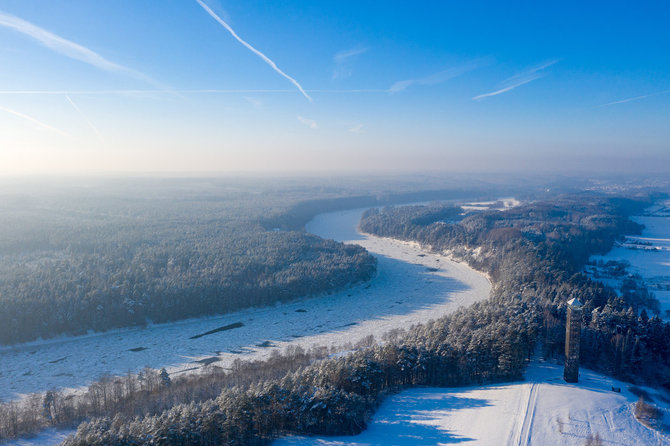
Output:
[275, 360, 669, 446]
[0, 207, 490, 403]
[3, 429, 73, 446]
[589, 202, 670, 317]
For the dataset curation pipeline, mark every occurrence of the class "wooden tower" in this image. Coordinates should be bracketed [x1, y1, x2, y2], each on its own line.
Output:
[564, 298, 583, 383]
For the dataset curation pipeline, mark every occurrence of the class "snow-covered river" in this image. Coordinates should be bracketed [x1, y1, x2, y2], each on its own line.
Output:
[588, 202, 670, 318]
[0, 207, 490, 401]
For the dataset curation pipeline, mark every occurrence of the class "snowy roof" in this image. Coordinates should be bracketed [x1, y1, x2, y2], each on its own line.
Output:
[567, 298, 583, 307]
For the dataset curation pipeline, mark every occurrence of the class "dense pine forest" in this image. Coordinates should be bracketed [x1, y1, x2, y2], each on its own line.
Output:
[0, 180, 378, 345]
[359, 194, 670, 383]
[9, 191, 659, 445]
[0, 176, 511, 345]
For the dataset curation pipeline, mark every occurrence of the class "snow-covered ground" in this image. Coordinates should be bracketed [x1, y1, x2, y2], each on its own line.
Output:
[275, 360, 669, 446]
[2, 429, 74, 446]
[588, 202, 670, 318]
[276, 201, 670, 446]
[460, 197, 521, 211]
[0, 207, 490, 402]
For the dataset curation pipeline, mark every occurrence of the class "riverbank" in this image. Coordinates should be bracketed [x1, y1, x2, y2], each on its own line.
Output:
[0, 207, 490, 403]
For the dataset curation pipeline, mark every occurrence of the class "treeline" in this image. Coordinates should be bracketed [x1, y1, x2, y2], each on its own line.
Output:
[0, 192, 375, 345]
[1, 294, 537, 444]
[0, 346, 326, 442]
[58, 298, 537, 445]
[260, 188, 500, 231]
[360, 193, 670, 385]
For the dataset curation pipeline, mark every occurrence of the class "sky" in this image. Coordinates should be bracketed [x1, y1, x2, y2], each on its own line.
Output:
[0, 0, 669, 175]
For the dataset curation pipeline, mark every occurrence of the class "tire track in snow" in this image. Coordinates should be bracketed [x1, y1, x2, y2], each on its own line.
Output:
[602, 410, 615, 433]
[517, 382, 539, 445]
[505, 383, 530, 445]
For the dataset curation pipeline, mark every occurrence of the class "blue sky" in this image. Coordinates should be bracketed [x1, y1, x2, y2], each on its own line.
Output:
[0, 0, 668, 174]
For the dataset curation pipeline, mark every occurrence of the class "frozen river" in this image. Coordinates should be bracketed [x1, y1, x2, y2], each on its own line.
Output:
[0, 207, 490, 401]
[589, 201, 670, 318]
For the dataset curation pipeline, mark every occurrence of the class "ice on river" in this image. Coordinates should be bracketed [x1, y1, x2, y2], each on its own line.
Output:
[589, 203, 670, 318]
[0, 208, 490, 401]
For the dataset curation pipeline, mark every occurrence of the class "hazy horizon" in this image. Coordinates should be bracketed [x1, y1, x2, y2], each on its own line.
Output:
[1, 1, 669, 175]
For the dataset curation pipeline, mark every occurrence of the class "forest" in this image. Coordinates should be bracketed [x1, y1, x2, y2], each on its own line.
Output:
[359, 194, 670, 383]
[0, 179, 377, 345]
[13, 296, 536, 445]
[4, 190, 662, 445]
[0, 175, 512, 345]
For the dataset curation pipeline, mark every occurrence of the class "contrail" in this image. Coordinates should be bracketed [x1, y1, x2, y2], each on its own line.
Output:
[0, 105, 69, 137]
[473, 75, 541, 100]
[332, 46, 368, 79]
[0, 10, 158, 85]
[195, 0, 312, 102]
[0, 88, 386, 95]
[473, 60, 558, 100]
[594, 89, 670, 108]
[65, 95, 104, 141]
[389, 60, 485, 93]
[334, 46, 368, 64]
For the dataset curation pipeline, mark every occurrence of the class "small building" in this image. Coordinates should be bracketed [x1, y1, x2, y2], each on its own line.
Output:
[564, 298, 582, 383]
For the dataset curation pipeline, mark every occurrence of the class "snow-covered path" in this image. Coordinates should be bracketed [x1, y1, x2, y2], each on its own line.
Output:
[0, 207, 490, 401]
[276, 360, 669, 445]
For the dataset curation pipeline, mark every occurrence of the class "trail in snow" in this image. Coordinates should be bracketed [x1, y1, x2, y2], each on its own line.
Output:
[0, 207, 490, 401]
[275, 360, 670, 445]
[517, 382, 538, 446]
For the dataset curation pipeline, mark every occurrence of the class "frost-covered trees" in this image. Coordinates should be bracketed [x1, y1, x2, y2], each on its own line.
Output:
[361, 194, 670, 384]
[0, 206, 376, 345]
[60, 291, 539, 445]
[12, 192, 670, 445]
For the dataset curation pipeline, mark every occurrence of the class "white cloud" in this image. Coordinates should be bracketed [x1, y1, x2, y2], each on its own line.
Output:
[297, 115, 318, 129]
[196, 0, 312, 102]
[387, 79, 413, 94]
[473, 60, 558, 100]
[347, 124, 364, 134]
[243, 96, 264, 108]
[0, 10, 154, 84]
[0, 105, 69, 136]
